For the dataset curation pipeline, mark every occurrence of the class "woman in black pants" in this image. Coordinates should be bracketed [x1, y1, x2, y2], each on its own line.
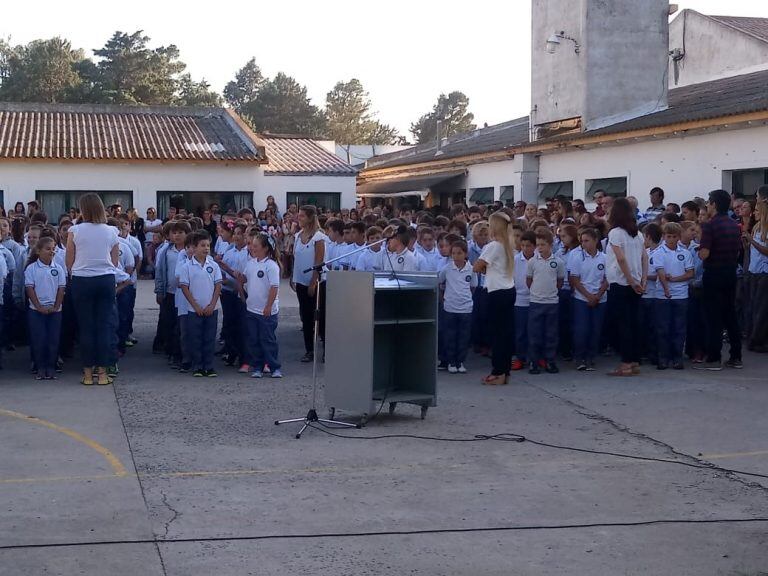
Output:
[604, 198, 648, 377]
[65, 193, 120, 385]
[290, 205, 325, 362]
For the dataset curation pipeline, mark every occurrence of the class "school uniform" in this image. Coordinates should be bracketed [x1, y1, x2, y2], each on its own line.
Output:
[24, 260, 66, 376]
[652, 243, 694, 366]
[439, 261, 477, 367]
[175, 250, 193, 368]
[512, 252, 532, 363]
[685, 241, 706, 360]
[348, 243, 368, 271]
[747, 231, 768, 351]
[160, 244, 184, 363]
[214, 237, 230, 258]
[411, 249, 428, 272]
[356, 247, 384, 272]
[243, 256, 282, 373]
[380, 248, 418, 273]
[556, 247, 580, 360]
[115, 239, 136, 354]
[469, 241, 490, 352]
[527, 253, 565, 364]
[221, 244, 249, 364]
[122, 234, 142, 335]
[569, 249, 608, 365]
[1, 238, 23, 348]
[179, 255, 222, 372]
[416, 244, 442, 272]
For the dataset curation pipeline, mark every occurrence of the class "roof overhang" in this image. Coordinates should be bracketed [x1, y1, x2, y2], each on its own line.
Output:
[357, 170, 466, 197]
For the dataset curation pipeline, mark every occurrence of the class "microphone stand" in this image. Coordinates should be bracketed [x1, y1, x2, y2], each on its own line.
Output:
[274, 236, 390, 438]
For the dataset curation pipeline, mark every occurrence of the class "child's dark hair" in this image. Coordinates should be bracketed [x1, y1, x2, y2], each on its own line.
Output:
[350, 221, 366, 235]
[434, 215, 450, 229]
[327, 218, 344, 236]
[25, 237, 56, 269]
[535, 228, 554, 245]
[520, 230, 537, 245]
[644, 222, 662, 244]
[449, 219, 468, 237]
[365, 226, 383, 240]
[450, 239, 468, 254]
[417, 226, 435, 240]
[191, 229, 211, 246]
[171, 220, 192, 235]
[579, 227, 600, 244]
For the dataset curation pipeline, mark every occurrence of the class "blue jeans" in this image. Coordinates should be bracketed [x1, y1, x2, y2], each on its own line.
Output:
[572, 299, 606, 363]
[245, 312, 281, 372]
[441, 312, 472, 366]
[71, 274, 116, 368]
[186, 310, 218, 371]
[116, 285, 134, 352]
[514, 306, 529, 362]
[558, 289, 573, 358]
[27, 309, 62, 375]
[528, 302, 558, 363]
[655, 298, 688, 364]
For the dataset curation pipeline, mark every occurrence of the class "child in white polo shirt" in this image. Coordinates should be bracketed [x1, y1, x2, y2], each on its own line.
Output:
[438, 239, 477, 373]
[653, 222, 694, 370]
[380, 225, 418, 272]
[526, 228, 564, 374]
[356, 226, 384, 272]
[640, 222, 662, 365]
[511, 231, 536, 370]
[179, 230, 223, 378]
[24, 237, 66, 380]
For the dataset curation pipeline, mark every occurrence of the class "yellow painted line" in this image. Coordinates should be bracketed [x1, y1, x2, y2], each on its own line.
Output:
[0, 408, 128, 477]
[701, 450, 768, 460]
[0, 474, 122, 485]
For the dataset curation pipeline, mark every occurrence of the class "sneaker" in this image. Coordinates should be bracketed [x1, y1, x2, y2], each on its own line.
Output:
[693, 361, 722, 371]
[238, 364, 250, 374]
[193, 369, 205, 377]
[438, 361, 449, 371]
[301, 352, 314, 363]
[178, 364, 190, 373]
[271, 370, 283, 378]
[448, 365, 458, 374]
[586, 361, 596, 372]
[129, 337, 138, 344]
[528, 361, 541, 375]
[545, 362, 559, 374]
[576, 361, 588, 371]
[250, 371, 263, 379]
[672, 362, 684, 370]
[457, 364, 467, 374]
[538, 359, 547, 368]
[124, 340, 135, 348]
[725, 359, 743, 369]
[206, 370, 218, 378]
[107, 365, 119, 376]
[511, 359, 525, 371]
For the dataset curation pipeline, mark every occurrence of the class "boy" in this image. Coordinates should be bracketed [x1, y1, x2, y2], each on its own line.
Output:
[438, 239, 477, 373]
[511, 231, 536, 370]
[179, 230, 222, 377]
[640, 222, 662, 365]
[415, 227, 441, 272]
[380, 226, 418, 272]
[653, 222, 694, 370]
[526, 229, 564, 374]
[348, 222, 367, 270]
[406, 228, 428, 271]
[681, 221, 705, 362]
[356, 227, 384, 272]
[324, 219, 346, 270]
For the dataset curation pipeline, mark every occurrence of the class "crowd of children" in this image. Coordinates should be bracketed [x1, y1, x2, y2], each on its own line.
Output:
[0, 183, 767, 384]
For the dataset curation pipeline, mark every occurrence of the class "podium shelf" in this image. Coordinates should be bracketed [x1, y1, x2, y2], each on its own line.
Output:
[372, 391, 434, 404]
[374, 318, 435, 326]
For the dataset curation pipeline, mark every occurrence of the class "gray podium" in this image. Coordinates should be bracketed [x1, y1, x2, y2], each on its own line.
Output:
[325, 271, 438, 423]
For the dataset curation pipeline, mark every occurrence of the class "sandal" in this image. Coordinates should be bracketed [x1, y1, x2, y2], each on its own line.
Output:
[81, 376, 95, 386]
[606, 368, 635, 377]
[482, 374, 508, 386]
[96, 374, 114, 386]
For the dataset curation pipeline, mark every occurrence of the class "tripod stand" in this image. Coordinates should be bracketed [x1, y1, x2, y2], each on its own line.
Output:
[275, 239, 387, 438]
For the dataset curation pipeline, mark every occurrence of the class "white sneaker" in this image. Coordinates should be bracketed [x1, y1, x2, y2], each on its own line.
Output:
[271, 370, 283, 378]
[457, 364, 467, 374]
[250, 371, 263, 379]
[448, 365, 458, 374]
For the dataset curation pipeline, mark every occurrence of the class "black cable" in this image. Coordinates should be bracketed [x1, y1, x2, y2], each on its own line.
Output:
[305, 424, 768, 481]
[1, 517, 767, 551]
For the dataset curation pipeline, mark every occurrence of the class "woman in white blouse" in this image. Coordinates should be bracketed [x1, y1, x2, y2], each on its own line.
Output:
[473, 210, 517, 385]
[291, 205, 326, 362]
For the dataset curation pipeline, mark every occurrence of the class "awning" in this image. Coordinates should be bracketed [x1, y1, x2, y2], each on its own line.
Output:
[357, 170, 466, 197]
[586, 177, 627, 198]
[469, 187, 494, 203]
[538, 181, 573, 200]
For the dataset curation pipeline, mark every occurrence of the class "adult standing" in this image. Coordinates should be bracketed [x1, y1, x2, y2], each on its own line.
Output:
[65, 193, 119, 386]
[694, 189, 743, 370]
[13, 202, 25, 216]
[202, 209, 218, 246]
[144, 208, 163, 275]
[605, 197, 647, 377]
[473, 211, 516, 385]
[291, 205, 325, 362]
[745, 186, 768, 352]
[644, 187, 666, 221]
[266, 195, 279, 217]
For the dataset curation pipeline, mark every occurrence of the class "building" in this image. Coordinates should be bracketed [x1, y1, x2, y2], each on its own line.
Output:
[359, 3, 768, 208]
[0, 103, 356, 218]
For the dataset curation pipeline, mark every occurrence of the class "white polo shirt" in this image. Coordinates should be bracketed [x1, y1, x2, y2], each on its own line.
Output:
[569, 249, 607, 304]
[356, 247, 383, 272]
[0, 250, 7, 282]
[178, 255, 222, 310]
[380, 248, 418, 272]
[244, 257, 281, 316]
[643, 246, 660, 300]
[175, 250, 191, 315]
[652, 243, 693, 300]
[115, 267, 131, 285]
[165, 246, 182, 294]
[416, 244, 441, 272]
[221, 244, 248, 291]
[526, 253, 564, 305]
[513, 252, 533, 307]
[24, 260, 66, 310]
[117, 237, 135, 274]
[438, 260, 477, 314]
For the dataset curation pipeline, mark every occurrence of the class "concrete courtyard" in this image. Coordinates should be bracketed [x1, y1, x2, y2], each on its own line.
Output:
[1, 280, 767, 575]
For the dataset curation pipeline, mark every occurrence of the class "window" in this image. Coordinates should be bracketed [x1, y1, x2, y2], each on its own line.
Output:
[731, 169, 767, 198]
[36, 190, 133, 220]
[499, 186, 515, 202]
[157, 191, 254, 219]
[287, 192, 341, 212]
[537, 181, 573, 202]
[469, 187, 494, 204]
[585, 177, 627, 202]
[0, 190, 4, 212]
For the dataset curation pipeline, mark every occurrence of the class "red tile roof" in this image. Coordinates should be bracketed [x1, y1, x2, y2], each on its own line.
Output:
[261, 135, 356, 176]
[0, 103, 266, 162]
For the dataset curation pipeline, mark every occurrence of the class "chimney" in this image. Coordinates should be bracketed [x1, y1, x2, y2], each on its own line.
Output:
[435, 119, 444, 156]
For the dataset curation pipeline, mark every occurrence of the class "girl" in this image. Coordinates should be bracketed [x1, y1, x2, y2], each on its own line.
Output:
[25, 237, 66, 379]
[438, 239, 477, 374]
[745, 186, 768, 352]
[243, 233, 282, 379]
[473, 211, 516, 385]
[556, 224, 580, 361]
[291, 205, 325, 362]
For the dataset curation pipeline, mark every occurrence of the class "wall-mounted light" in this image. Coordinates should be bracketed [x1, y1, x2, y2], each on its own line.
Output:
[546, 31, 580, 54]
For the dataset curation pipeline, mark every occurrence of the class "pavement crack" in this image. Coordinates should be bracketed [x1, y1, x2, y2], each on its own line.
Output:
[159, 490, 181, 539]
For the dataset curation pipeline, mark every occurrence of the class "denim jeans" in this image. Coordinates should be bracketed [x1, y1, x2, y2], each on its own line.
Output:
[558, 288, 573, 358]
[528, 302, 558, 363]
[514, 306, 529, 362]
[655, 298, 688, 364]
[27, 309, 62, 375]
[71, 274, 116, 368]
[186, 310, 218, 371]
[441, 312, 472, 366]
[488, 288, 516, 375]
[245, 312, 281, 372]
[572, 300, 606, 363]
[116, 285, 134, 353]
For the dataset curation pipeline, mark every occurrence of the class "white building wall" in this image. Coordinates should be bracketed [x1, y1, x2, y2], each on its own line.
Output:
[466, 159, 522, 202]
[260, 173, 358, 211]
[538, 125, 768, 205]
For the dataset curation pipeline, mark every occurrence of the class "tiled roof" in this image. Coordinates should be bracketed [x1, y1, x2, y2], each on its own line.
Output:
[707, 14, 768, 43]
[261, 135, 356, 176]
[0, 103, 266, 162]
[365, 117, 530, 170]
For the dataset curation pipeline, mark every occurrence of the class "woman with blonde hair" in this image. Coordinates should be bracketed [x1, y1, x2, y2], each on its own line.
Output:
[745, 185, 768, 352]
[473, 210, 516, 385]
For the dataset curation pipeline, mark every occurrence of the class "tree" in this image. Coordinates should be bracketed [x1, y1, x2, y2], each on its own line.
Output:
[244, 72, 327, 137]
[409, 91, 476, 144]
[176, 74, 222, 107]
[93, 30, 185, 105]
[224, 58, 264, 114]
[325, 78, 399, 145]
[0, 38, 84, 102]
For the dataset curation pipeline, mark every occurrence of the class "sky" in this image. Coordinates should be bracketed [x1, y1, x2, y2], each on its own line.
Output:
[2, 0, 768, 139]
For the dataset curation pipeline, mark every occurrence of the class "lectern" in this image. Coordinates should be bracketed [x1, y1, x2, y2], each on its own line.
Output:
[325, 271, 438, 424]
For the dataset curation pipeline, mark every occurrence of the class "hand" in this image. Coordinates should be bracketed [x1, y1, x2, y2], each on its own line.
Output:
[631, 281, 643, 295]
[203, 305, 214, 317]
[308, 282, 317, 298]
[195, 306, 205, 317]
[664, 288, 671, 299]
[262, 306, 271, 317]
[156, 294, 164, 306]
[214, 254, 223, 263]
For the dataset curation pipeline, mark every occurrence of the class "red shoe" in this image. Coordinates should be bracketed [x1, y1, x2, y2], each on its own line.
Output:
[538, 359, 547, 368]
[511, 359, 524, 371]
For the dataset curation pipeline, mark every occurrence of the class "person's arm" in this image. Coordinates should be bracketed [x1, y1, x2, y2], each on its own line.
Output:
[308, 238, 324, 297]
[668, 269, 694, 282]
[656, 266, 671, 299]
[180, 285, 204, 316]
[263, 285, 278, 317]
[205, 283, 222, 316]
[25, 286, 46, 314]
[698, 222, 711, 261]
[53, 285, 65, 312]
[747, 235, 768, 256]
[611, 243, 642, 294]
[65, 234, 76, 271]
[110, 243, 119, 268]
[473, 259, 487, 274]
